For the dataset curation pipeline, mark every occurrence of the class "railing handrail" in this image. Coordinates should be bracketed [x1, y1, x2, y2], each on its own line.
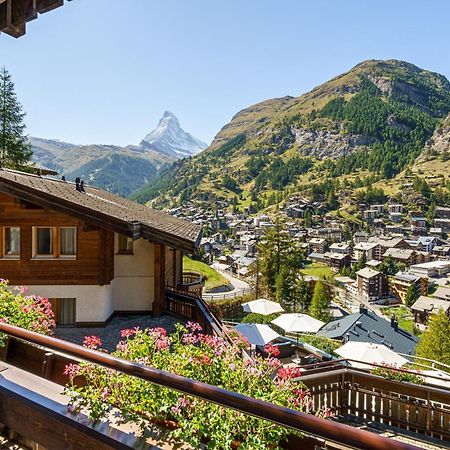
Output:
[0, 322, 420, 450]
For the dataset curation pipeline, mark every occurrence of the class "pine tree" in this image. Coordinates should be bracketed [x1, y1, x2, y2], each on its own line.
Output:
[309, 279, 332, 322]
[258, 218, 303, 298]
[404, 284, 418, 308]
[0, 67, 31, 168]
[416, 310, 450, 366]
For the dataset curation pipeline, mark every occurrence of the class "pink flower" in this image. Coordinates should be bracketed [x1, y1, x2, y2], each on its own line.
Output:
[151, 327, 167, 337]
[17, 286, 29, 295]
[155, 337, 169, 351]
[83, 335, 102, 349]
[64, 363, 81, 380]
[264, 344, 281, 357]
[117, 341, 128, 352]
[182, 333, 198, 345]
[277, 366, 302, 380]
[101, 387, 111, 401]
[186, 321, 202, 332]
[268, 357, 282, 369]
[120, 328, 137, 338]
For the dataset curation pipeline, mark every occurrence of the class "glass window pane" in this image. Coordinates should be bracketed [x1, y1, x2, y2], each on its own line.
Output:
[37, 228, 52, 255]
[4, 227, 20, 256]
[60, 227, 76, 256]
[118, 234, 133, 253]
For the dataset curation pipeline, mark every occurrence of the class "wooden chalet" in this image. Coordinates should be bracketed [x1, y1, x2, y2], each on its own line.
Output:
[0, 0, 68, 38]
[0, 168, 202, 325]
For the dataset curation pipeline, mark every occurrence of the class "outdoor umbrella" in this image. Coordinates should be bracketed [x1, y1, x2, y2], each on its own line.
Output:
[419, 369, 450, 389]
[335, 342, 409, 369]
[242, 299, 285, 316]
[235, 323, 281, 347]
[271, 313, 325, 334]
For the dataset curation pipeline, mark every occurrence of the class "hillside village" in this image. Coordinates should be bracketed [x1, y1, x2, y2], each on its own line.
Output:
[1, 3, 450, 448]
[171, 185, 450, 335]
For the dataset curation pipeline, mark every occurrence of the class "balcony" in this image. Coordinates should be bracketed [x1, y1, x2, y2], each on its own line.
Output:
[169, 270, 204, 298]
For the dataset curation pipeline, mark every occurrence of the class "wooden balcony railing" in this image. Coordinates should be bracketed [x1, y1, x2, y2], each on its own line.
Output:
[0, 322, 421, 450]
[165, 287, 225, 338]
[301, 365, 450, 442]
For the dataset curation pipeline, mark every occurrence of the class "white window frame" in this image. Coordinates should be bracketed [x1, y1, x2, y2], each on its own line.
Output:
[2, 226, 20, 259]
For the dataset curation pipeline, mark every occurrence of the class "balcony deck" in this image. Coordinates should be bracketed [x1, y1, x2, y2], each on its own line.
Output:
[0, 292, 445, 450]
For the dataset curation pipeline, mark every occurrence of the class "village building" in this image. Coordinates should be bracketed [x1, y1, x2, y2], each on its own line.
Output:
[433, 285, 450, 301]
[410, 260, 450, 278]
[388, 204, 404, 214]
[323, 252, 351, 271]
[390, 271, 428, 304]
[307, 237, 327, 254]
[353, 242, 380, 262]
[0, 169, 202, 326]
[411, 296, 450, 327]
[355, 267, 388, 302]
[382, 248, 417, 266]
[329, 242, 351, 254]
[317, 305, 418, 355]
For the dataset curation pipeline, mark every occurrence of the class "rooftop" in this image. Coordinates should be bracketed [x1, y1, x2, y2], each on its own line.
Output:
[318, 309, 418, 355]
[0, 168, 202, 252]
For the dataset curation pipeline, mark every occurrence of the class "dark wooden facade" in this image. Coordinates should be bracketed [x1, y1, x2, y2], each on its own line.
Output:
[0, 0, 66, 38]
[0, 192, 114, 285]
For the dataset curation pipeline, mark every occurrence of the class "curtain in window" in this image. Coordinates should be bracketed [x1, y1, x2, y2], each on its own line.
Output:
[60, 228, 76, 255]
[5, 227, 20, 255]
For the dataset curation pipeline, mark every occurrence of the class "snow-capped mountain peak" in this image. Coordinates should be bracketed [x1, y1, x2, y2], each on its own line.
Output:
[140, 111, 207, 158]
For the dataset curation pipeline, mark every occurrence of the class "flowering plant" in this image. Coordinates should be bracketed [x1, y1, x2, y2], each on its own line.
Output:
[371, 363, 424, 385]
[65, 322, 322, 449]
[0, 280, 55, 345]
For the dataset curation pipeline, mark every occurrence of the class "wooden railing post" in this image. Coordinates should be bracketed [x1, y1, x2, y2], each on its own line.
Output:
[42, 352, 54, 380]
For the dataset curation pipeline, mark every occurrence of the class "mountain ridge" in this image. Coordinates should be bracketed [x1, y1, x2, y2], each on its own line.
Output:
[133, 59, 450, 210]
[30, 111, 206, 196]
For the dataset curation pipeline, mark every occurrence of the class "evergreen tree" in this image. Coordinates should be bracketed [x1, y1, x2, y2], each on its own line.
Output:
[416, 310, 450, 366]
[258, 218, 303, 298]
[404, 284, 419, 308]
[309, 280, 333, 322]
[426, 197, 436, 226]
[379, 255, 400, 276]
[357, 253, 367, 270]
[304, 209, 313, 227]
[297, 275, 312, 312]
[0, 67, 31, 168]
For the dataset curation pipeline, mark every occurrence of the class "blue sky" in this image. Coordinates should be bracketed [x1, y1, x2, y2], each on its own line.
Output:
[1, 0, 450, 146]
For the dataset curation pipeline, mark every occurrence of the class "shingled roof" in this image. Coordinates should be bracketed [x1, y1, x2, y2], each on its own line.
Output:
[0, 169, 202, 252]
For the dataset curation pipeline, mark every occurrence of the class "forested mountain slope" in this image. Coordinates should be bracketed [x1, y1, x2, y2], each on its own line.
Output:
[133, 59, 450, 211]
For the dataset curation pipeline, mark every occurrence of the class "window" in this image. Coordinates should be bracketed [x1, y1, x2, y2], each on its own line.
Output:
[3, 227, 20, 257]
[118, 234, 133, 254]
[34, 227, 54, 256]
[32, 227, 77, 258]
[49, 298, 76, 326]
[60, 227, 77, 256]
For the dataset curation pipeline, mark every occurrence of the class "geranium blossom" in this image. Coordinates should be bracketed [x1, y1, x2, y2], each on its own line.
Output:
[83, 335, 102, 349]
[64, 322, 324, 449]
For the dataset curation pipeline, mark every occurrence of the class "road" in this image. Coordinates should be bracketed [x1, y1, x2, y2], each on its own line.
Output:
[203, 270, 253, 301]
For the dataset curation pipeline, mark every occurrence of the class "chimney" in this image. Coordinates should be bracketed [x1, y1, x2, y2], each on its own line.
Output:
[80, 180, 85, 192]
[61, 175, 66, 182]
[390, 315, 398, 331]
[75, 177, 81, 192]
[359, 304, 368, 315]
